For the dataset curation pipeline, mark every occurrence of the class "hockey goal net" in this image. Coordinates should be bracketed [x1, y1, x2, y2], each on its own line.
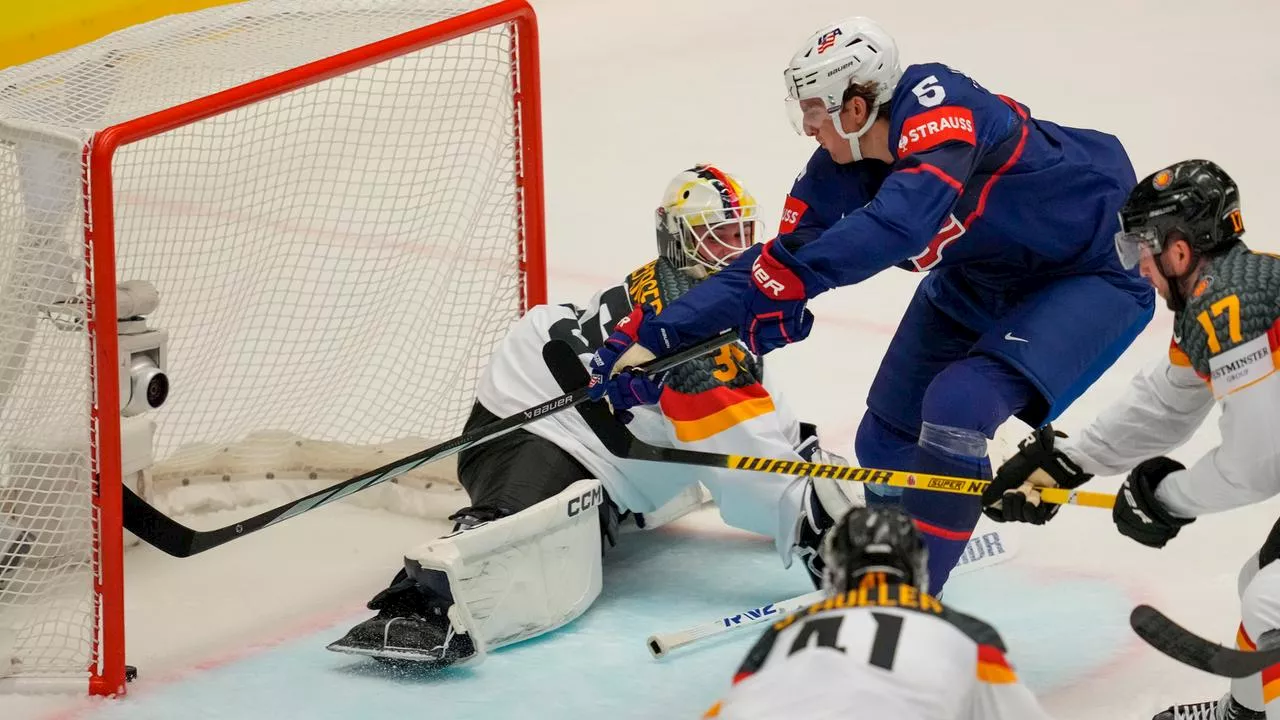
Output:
[0, 0, 543, 695]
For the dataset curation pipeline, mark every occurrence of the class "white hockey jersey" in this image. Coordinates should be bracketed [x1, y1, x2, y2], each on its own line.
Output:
[1060, 245, 1280, 519]
[474, 258, 809, 556]
[706, 573, 1053, 720]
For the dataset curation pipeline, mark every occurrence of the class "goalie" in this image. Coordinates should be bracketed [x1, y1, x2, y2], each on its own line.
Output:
[326, 165, 858, 667]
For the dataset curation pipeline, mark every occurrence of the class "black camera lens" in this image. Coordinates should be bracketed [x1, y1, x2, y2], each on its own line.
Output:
[146, 373, 169, 408]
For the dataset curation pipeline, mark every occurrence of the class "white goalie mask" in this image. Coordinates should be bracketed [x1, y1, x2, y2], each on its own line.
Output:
[655, 165, 759, 274]
[783, 17, 902, 161]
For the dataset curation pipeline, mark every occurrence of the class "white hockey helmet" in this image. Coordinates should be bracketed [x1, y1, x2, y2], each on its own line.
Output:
[784, 17, 902, 161]
[655, 164, 759, 273]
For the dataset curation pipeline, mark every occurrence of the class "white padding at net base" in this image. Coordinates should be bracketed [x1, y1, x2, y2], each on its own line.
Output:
[0, 0, 534, 685]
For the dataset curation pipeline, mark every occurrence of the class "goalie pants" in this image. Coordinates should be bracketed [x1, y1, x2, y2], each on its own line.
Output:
[457, 401, 620, 546]
[1231, 515, 1280, 715]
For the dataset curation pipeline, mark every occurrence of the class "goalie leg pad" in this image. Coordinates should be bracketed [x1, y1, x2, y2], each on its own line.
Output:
[404, 478, 605, 652]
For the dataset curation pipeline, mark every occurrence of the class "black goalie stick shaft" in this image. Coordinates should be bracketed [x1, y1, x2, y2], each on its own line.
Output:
[1130, 604, 1280, 678]
[124, 331, 736, 558]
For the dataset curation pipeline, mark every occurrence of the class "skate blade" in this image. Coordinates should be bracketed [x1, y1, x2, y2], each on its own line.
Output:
[325, 639, 479, 668]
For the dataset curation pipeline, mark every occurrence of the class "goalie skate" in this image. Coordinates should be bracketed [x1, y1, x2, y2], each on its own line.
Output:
[326, 603, 480, 669]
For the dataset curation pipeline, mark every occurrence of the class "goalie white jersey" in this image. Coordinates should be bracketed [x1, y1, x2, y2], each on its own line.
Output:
[706, 574, 1053, 720]
[474, 258, 808, 554]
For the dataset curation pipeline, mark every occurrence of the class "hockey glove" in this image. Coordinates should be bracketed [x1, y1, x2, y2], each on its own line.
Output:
[1113, 456, 1194, 549]
[588, 305, 667, 422]
[981, 425, 1092, 525]
[740, 240, 815, 356]
[796, 422, 850, 466]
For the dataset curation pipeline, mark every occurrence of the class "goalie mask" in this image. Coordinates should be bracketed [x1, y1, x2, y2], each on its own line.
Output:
[655, 164, 759, 273]
[820, 506, 929, 596]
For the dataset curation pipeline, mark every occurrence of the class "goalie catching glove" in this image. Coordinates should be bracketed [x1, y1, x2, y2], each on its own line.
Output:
[981, 425, 1092, 525]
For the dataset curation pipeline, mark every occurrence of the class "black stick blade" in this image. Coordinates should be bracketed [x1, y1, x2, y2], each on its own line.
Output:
[1131, 604, 1280, 678]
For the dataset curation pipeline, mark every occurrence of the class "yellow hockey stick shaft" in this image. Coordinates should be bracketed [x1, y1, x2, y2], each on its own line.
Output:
[540, 337, 1116, 512]
[725, 454, 1115, 509]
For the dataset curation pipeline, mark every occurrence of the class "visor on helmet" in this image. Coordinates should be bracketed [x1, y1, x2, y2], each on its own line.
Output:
[1114, 215, 1187, 269]
[785, 96, 839, 135]
[1114, 226, 1161, 270]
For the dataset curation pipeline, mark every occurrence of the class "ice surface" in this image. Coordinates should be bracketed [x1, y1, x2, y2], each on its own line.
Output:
[8, 0, 1280, 717]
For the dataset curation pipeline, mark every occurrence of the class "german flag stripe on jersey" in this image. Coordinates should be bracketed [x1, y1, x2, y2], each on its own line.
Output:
[702, 700, 723, 718]
[1168, 339, 1192, 368]
[660, 383, 775, 442]
[1264, 662, 1280, 704]
[1238, 623, 1257, 651]
[1170, 317, 1280, 383]
[1270, 317, 1280, 371]
[976, 643, 1017, 684]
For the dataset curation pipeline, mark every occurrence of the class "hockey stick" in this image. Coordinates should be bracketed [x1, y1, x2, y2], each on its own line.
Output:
[647, 589, 827, 660]
[123, 331, 737, 558]
[540, 340, 1115, 510]
[1130, 604, 1280, 678]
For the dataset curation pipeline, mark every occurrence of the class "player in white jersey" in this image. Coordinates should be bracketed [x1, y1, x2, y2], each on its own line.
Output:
[706, 505, 1052, 720]
[981, 160, 1280, 720]
[326, 165, 858, 668]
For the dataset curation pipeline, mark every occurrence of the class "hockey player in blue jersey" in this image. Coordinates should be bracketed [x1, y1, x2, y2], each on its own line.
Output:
[588, 17, 1154, 593]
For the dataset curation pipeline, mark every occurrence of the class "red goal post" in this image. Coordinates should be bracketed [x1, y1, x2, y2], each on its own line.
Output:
[0, 0, 544, 696]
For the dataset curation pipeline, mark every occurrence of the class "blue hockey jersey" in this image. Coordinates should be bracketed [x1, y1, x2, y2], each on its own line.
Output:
[788, 62, 1148, 294]
[653, 62, 1151, 343]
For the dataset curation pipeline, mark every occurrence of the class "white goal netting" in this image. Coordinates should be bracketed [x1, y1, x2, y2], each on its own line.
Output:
[0, 0, 538, 688]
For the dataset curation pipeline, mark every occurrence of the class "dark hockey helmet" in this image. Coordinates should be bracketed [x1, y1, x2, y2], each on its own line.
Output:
[1115, 159, 1243, 269]
[820, 506, 929, 595]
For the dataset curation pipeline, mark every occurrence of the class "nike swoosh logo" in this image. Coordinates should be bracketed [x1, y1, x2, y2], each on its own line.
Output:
[1004, 332, 1028, 343]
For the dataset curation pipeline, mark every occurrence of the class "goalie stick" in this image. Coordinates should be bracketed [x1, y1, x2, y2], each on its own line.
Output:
[1130, 604, 1280, 678]
[123, 331, 736, 558]
[540, 340, 1115, 510]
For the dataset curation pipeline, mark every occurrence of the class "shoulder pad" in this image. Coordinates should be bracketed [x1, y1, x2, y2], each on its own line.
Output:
[939, 605, 1007, 652]
[1174, 245, 1280, 378]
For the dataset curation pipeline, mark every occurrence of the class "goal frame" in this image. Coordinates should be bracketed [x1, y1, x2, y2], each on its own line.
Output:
[79, 0, 544, 696]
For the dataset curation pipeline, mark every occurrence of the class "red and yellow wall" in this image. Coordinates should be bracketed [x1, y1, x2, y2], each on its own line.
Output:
[0, 0, 242, 70]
